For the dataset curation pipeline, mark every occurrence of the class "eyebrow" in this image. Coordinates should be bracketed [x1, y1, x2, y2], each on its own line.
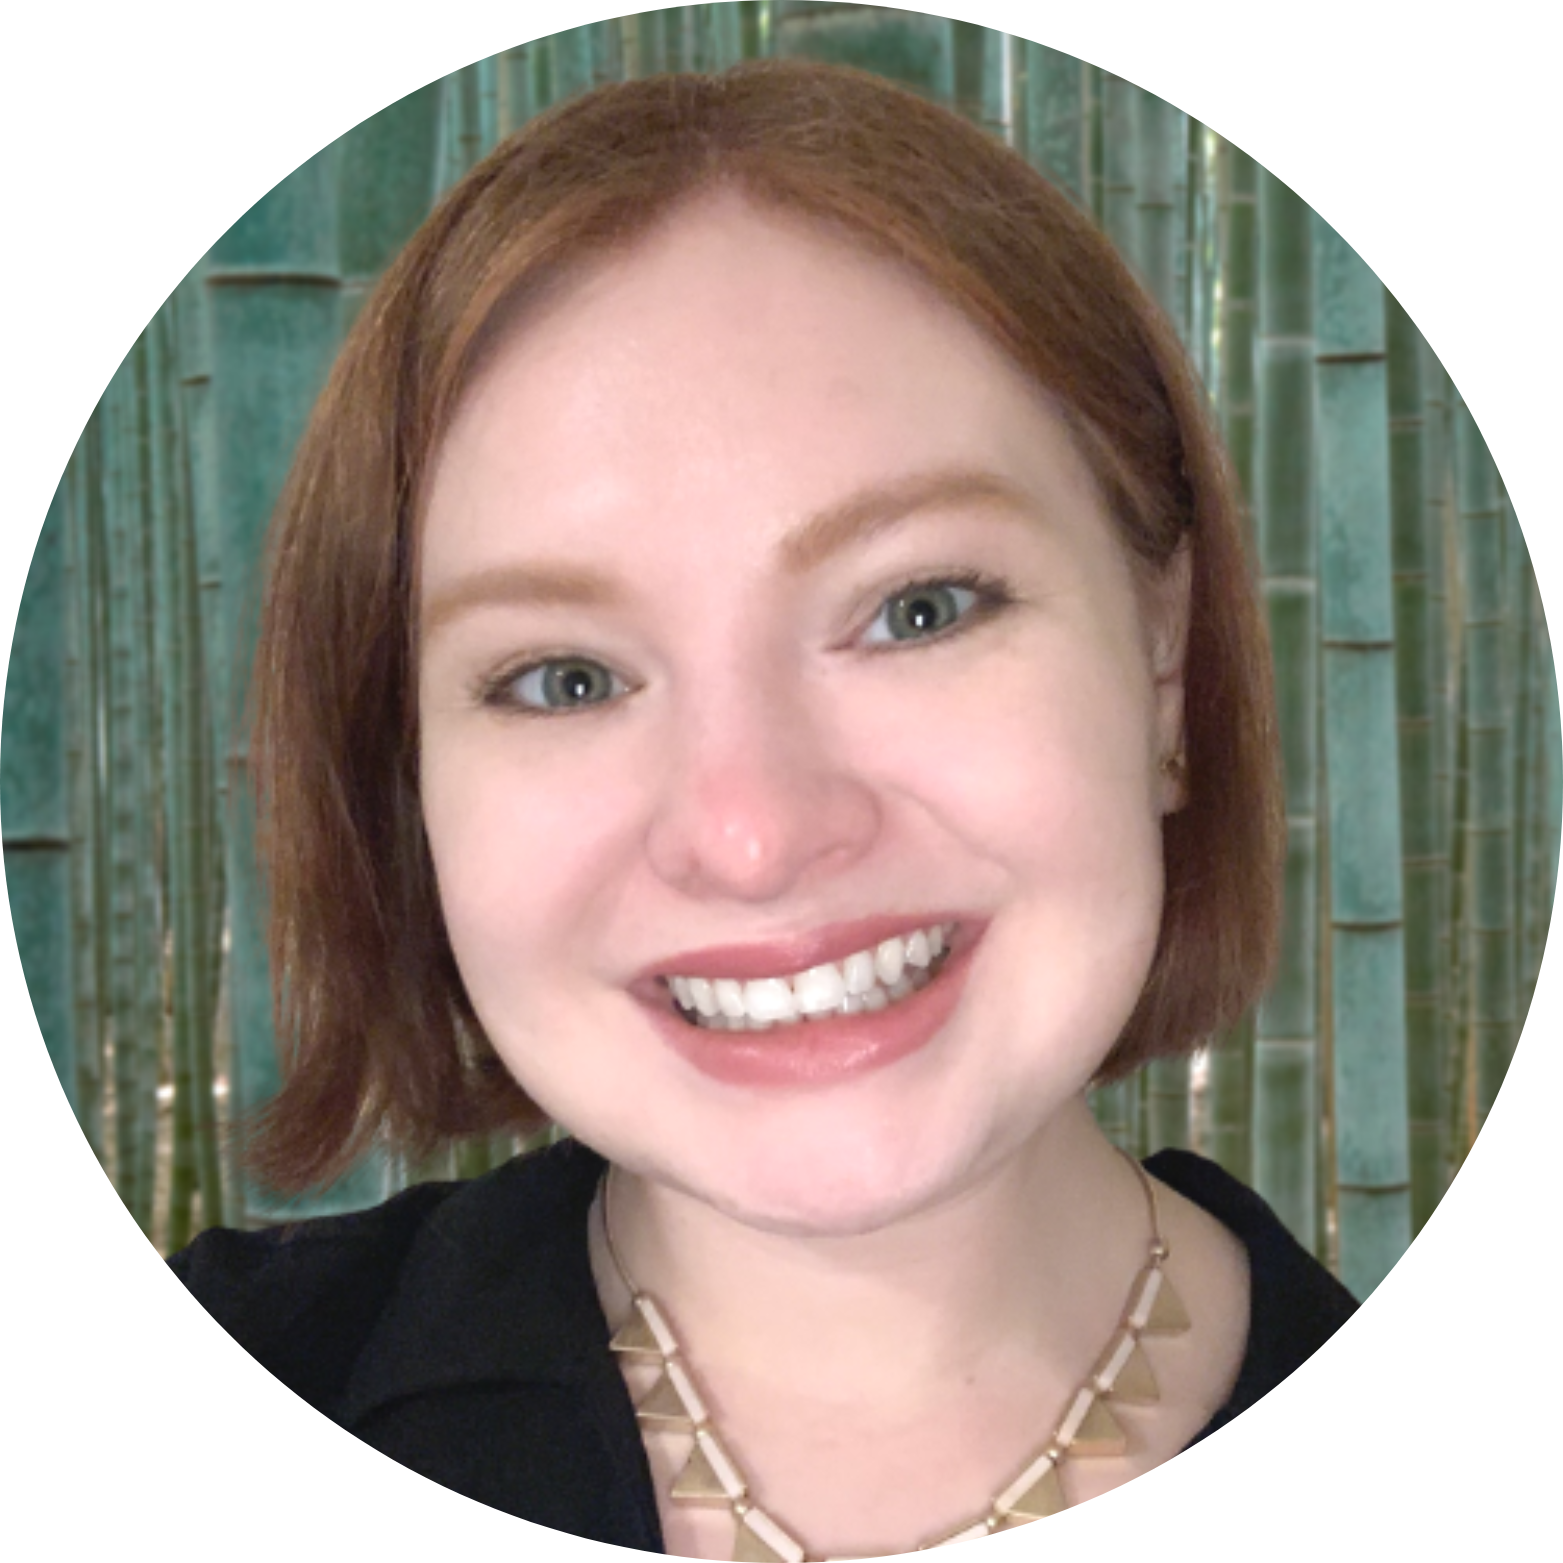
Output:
[421, 467, 1038, 636]
[778, 466, 1042, 573]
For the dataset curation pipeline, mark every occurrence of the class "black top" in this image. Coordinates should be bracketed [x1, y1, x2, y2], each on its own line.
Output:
[170, 1139, 1357, 1549]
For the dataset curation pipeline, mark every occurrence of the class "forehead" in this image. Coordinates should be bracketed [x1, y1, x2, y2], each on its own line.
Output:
[437, 193, 1048, 458]
[419, 192, 1104, 584]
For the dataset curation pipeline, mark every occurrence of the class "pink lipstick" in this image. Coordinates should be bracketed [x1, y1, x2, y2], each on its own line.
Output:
[635, 917, 983, 1088]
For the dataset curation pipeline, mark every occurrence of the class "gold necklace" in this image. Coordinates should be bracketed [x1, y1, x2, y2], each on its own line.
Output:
[600, 1157, 1189, 1560]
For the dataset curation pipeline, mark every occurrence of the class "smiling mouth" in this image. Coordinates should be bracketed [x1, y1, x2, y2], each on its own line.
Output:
[662, 922, 956, 1031]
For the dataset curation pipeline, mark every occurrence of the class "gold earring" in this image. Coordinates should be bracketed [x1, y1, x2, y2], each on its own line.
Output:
[1159, 752, 1186, 783]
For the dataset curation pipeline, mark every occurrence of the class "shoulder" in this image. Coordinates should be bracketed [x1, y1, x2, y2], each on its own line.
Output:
[169, 1137, 605, 1413]
[1144, 1149, 1358, 1439]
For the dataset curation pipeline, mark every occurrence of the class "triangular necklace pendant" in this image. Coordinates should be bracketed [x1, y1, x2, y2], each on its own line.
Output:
[1143, 1271, 1190, 1335]
[672, 1440, 730, 1504]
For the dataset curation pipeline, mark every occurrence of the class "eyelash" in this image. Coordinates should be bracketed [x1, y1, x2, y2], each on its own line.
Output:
[474, 569, 1017, 716]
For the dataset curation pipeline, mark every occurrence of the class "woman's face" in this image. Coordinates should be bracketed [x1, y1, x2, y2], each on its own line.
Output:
[417, 194, 1188, 1236]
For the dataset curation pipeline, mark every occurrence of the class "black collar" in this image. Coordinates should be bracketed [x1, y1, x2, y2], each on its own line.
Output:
[337, 1139, 613, 1424]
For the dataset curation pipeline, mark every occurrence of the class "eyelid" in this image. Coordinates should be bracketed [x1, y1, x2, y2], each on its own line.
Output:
[475, 652, 636, 715]
[851, 569, 1016, 650]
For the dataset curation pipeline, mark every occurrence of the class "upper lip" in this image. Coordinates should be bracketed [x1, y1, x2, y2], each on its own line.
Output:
[636, 913, 974, 984]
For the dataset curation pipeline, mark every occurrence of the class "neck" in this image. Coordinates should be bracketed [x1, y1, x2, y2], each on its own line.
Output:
[593, 1098, 1150, 1405]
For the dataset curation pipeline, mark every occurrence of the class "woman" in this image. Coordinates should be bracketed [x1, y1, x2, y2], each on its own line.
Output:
[173, 60, 1355, 1558]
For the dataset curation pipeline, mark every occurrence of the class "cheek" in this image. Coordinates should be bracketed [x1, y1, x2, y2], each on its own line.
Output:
[841, 644, 1163, 866]
[419, 730, 643, 969]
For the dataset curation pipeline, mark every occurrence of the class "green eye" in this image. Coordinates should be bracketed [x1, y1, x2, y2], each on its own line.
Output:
[865, 582, 979, 645]
[509, 657, 625, 711]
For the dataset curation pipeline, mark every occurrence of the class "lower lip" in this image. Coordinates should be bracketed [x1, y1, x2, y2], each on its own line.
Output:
[644, 937, 979, 1089]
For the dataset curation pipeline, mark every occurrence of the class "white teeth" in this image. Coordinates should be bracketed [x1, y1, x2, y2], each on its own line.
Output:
[667, 922, 955, 1029]
[794, 962, 847, 1015]
[874, 937, 905, 987]
[842, 950, 877, 996]
[744, 978, 798, 1024]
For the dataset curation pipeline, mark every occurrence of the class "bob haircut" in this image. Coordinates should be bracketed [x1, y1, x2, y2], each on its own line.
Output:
[248, 58, 1282, 1192]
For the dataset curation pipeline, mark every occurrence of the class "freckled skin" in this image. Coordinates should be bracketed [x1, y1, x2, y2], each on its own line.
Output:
[416, 193, 1189, 1239]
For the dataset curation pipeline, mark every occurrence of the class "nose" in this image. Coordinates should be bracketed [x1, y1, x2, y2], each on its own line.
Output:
[643, 681, 881, 903]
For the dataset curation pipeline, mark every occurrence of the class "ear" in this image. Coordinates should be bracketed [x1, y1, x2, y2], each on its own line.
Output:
[1146, 542, 1191, 814]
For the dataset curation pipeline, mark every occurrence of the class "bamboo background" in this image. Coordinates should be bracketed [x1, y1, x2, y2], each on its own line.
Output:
[3, 3, 1555, 1303]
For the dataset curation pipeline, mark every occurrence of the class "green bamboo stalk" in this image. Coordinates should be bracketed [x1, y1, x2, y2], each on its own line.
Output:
[1134, 88, 1185, 331]
[144, 313, 194, 1250]
[991, 27, 1012, 144]
[1145, 1056, 1191, 1152]
[1446, 621, 1474, 1167]
[205, 142, 392, 1221]
[457, 62, 484, 174]
[1172, 110, 1191, 350]
[80, 411, 115, 1171]
[667, 6, 695, 72]
[1090, 1072, 1136, 1156]
[104, 360, 135, 1207]
[64, 430, 106, 1162]
[1417, 342, 1458, 1189]
[1519, 565, 1559, 1014]
[1100, 73, 1137, 262]
[772, 3, 954, 103]
[1455, 400, 1515, 1127]
[1201, 138, 1259, 1183]
[99, 352, 150, 1230]
[173, 267, 226, 818]
[461, 61, 489, 166]
[1085, 65, 1104, 225]
[625, 9, 657, 77]
[1185, 123, 1219, 393]
[1136, 82, 1188, 1158]
[1316, 804, 1339, 1273]
[1384, 294, 1444, 1234]
[163, 290, 225, 1231]
[146, 305, 205, 1250]
[129, 335, 166, 1238]
[500, 43, 537, 130]
[1218, 141, 1258, 508]
[740, 0, 769, 59]
[1433, 357, 1479, 1173]
[337, 80, 442, 332]
[1096, 54, 1152, 1154]
[477, 52, 499, 151]
[584, 17, 622, 85]
[2, 479, 76, 1115]
[1019, 42, 1086, 203]
[1506, 496, 1535, 1023]
[1252, 170, 1318, 1250]
[950, 20, 1002, 136]
[550, 24, 594, 101]
[1538, 591, 1563, 967]
[435, 63, 486, 194]
[1176, 116, 1194, 350]
[697, 6, 718, 72]
[171, 268, 227, 1229]
[455, 1136, 494, 1182]
[1315, 217, 1411, 1298]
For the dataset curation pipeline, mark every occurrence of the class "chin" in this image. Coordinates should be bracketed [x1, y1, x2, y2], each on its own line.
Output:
[668, 1101, 1017, 1240]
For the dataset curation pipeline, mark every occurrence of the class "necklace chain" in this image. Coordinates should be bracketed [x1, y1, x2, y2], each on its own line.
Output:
[599, 1156, 1189, 1560]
